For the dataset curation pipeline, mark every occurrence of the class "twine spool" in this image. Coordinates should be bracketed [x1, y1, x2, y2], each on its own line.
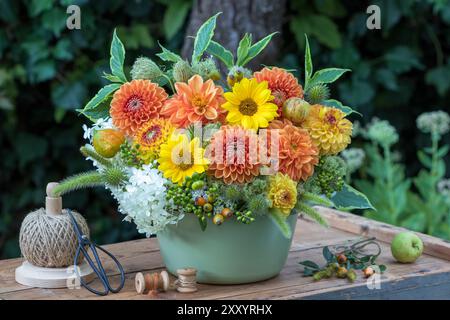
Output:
[135, 271, 169, 296]
[18, 183, 89, 268]
[175, 268, 198, 293]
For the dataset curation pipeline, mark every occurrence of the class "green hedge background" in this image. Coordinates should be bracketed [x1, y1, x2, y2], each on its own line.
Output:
[1, 0, 449, 258]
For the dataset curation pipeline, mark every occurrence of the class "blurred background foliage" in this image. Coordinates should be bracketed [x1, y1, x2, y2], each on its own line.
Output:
[0, 0, 449, 258]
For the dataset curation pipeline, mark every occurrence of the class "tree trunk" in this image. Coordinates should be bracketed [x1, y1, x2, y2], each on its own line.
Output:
[182, 0, 286, 72]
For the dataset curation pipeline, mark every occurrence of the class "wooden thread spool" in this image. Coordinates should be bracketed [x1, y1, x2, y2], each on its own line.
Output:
[175, 268, 198, 293]
[135, 271, 169, 296]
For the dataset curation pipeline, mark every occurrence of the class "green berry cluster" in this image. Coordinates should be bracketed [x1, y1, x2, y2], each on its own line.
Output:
[165, 173, 222, 224]
[235, 210, 255, 224]
[120, 141, 144, 168]
[307, 156, 347, 198]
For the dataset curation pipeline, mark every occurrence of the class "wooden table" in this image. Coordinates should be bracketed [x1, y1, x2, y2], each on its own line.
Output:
[1, 208, 450, 300]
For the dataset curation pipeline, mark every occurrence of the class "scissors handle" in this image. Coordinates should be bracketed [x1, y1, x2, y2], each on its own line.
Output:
[68, 210, 125, 296]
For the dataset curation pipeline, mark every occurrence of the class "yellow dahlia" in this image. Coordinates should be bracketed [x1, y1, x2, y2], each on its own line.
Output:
[206, 126, 260, 184]
[254, 67, 304, 116]
[303, 105, 353, 155]
[133, 118, 174, 164]
[161, 75, 225, 128]
[158, 133, 209, 185]
[110, 79, 168, 136]
[222, 78, 278, 130]
[268, 173, 298, 217]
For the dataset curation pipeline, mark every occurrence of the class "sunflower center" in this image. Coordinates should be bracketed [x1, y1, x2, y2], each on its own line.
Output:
[142, 125, 161, 144]
[177, 150, 194, 170]
[239, 98, 258, 116]
[126, 95, 143, 111]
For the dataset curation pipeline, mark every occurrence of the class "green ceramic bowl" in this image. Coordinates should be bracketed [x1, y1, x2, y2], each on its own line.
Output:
[157, 213, 297, 284]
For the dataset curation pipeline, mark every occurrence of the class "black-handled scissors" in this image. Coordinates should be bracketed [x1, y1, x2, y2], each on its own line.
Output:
[67, 210, 125, 296]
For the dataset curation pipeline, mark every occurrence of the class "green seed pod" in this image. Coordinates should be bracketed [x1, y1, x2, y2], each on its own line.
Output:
[306, 83, 330, 104]
[130, 57, 163, 81]
[282, 98, 311, 126]
[192, 58, 220, 81]
[172, 60, 194, 83]
[227, 66, 252, 87]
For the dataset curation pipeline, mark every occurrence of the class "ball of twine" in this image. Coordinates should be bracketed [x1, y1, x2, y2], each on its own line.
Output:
[19, 208, 89, 268]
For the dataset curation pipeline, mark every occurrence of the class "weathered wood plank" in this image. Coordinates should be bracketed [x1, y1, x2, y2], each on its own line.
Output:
[1, 210, 450, 300]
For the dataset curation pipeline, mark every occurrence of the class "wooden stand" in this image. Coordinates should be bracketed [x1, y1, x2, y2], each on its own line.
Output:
[15, 182, 95, 289]
[15, 261, 95, 289]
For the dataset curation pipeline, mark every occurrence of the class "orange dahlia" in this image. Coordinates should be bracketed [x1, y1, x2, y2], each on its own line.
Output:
[206, 126, 260, 184]
[110, 80, 168, 136]
[133, 118, 174, 163]
[253, 67, 303, 116]
[275, 124, 319, 182]
[161, 75, 225, 128]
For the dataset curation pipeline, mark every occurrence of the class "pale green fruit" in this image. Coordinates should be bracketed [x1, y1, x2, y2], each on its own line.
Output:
[390, 232, 423, 263]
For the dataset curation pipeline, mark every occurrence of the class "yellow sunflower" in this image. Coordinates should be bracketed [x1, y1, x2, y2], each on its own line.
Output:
[158, 133, 209, 185]
[222, 78, 278, 130]
[267, 173, 298, 217]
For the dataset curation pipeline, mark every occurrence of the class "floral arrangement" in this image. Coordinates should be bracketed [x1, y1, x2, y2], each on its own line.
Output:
[53, 14, 373, 238]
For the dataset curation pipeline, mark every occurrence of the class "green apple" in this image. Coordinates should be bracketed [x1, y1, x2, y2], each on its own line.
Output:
[391, 232, 423, 263]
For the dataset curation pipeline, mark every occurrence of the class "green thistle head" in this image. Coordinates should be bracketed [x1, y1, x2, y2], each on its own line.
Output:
[306, 83, 330, 104]
[247, 194, 269, 216]
[103, 166, 127, 186]
[172, 60, 194, 83]
[224, 185, 242, 201]
[192, 57, 221, 81]
[130, 57, 163, 81]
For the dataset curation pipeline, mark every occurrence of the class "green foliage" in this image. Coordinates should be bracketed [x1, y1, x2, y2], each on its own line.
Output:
[301, 35, 354, 114]
[192, 12, 221, 63]
[331, 184, 375, 211]
[352, 115, 450, 239]
[2, 0, 450, 258]
[206, 31, 278, 70]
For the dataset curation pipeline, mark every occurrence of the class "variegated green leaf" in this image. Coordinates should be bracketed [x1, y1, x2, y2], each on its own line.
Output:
[156, 42, 182, 62]
[304, 34, 313, 88]
[322, 99, 361, 116]
[236, 33, 252, 66]
[206, 40, 234, 68]
[192, 12, 221, 63]
[240, 32, 278, 67]
[331, 184, 375, 211]
[78, 83, 121, 121]
[308, 68, 351, 89]
[110, 29, 127, 83]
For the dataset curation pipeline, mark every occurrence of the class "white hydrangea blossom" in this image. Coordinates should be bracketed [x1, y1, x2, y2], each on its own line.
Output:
[109, 164, 183, 236]
[82, 117, 115, 142]
[416, 111, 450, 136]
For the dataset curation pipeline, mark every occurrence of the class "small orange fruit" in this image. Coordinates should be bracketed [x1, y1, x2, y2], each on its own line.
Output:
[213, 214, 224, 225]
[93, 129, 125, 158]
[195, 197, 207, 206]
[337, 254, 347, 264]
[221, 208, 233, 218]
